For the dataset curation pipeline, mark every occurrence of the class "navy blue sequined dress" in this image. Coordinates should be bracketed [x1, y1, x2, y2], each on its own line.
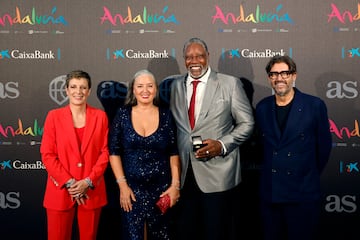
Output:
[109, 106, 178, 240]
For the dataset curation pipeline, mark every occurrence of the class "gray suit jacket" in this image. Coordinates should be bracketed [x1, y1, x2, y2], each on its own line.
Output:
[170, 70, 254, 193]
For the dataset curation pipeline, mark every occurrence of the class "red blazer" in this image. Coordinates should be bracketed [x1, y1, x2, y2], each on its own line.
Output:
[40, 105, 109, 210]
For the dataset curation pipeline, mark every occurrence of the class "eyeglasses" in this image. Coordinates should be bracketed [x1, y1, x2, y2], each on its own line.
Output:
[184, 54, 206, 61]
[268, 71, 293, 80]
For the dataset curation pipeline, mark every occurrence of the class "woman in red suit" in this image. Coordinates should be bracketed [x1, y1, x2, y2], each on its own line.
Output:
[40, 70, 109, 240]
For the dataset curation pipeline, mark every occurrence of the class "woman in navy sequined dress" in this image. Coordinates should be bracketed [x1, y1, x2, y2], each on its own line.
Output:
[109, 69, 181, 240]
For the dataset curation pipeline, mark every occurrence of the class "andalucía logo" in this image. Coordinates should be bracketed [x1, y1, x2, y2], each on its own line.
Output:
[0, 6, 68, 27]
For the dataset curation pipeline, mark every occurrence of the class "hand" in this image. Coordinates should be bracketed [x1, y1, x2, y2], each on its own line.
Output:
[195, 139, 222, 159]
[73, 193, 89, 205]
[160, 185, 180, 207]
[119, 183, 136, 212]
[68, 179, 89, 204]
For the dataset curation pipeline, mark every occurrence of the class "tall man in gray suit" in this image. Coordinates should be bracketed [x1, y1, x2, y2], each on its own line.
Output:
[169, 37, 254, 240]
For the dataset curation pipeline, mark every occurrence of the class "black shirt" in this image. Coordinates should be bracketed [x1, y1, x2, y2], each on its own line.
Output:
[276, 100, 293, 134]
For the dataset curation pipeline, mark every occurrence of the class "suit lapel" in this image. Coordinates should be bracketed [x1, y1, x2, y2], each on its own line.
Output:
[196, 71, 219, 128]
[270, 99, 282, 141]
[62, 106, 81, 157]
[81, 105, 95, 155]
[178, 76, 191, 129]
[279, 90, 303, 145]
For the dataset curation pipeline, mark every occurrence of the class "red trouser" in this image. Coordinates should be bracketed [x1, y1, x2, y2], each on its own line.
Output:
[46, 205, 101, 240]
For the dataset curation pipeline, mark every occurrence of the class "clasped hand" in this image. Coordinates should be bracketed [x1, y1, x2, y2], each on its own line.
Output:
[68, 179, 89, 205]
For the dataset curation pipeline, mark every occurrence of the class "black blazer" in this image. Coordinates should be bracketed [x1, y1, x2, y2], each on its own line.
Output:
[256, 88, 332, 203]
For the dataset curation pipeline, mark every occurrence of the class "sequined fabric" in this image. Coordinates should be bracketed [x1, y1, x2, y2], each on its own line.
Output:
[109, 106, 178, 240]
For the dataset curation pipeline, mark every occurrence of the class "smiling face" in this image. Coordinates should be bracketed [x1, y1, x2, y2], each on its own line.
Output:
[268, 62, 296, 97]
[184, 42, 209, 79]
[133, 73, 157, 105]
[66, 77, 91, 106]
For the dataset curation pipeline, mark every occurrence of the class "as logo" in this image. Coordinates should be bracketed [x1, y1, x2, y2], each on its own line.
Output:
[325, 195, 357, 213]
[0, 82, 20, 99]
[0, 192, 21, 209]
[326, 81, 358, 99]
[97, 80, 127, 121]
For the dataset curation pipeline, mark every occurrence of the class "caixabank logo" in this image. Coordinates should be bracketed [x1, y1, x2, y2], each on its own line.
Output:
[106, 48, 176, 60]
[0, 159, 45, 170]
[0, 48, 61, 60]
[341, 46, 360, 59]
[0, 49, 10, 59]
[220, 47, 292, 59]
[339, 161, 359, 174]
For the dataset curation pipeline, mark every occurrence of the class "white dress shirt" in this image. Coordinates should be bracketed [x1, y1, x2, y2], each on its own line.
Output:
[185, 67, 227, 155]
[186, 67, 211, 123]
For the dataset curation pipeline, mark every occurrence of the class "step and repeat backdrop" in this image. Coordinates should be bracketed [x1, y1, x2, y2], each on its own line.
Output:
[1, 1, 359, 239]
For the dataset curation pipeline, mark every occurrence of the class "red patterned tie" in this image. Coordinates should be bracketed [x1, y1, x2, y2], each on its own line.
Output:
[188, 80, 200, 129]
